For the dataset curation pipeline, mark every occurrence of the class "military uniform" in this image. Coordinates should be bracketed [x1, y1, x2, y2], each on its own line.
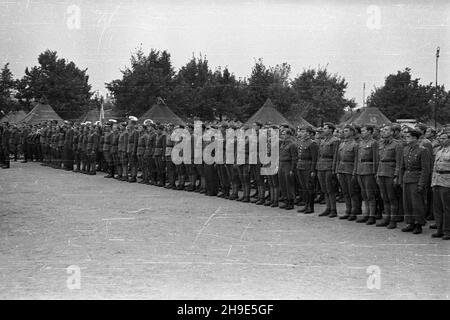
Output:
[334, 137, 360, 219]
[137, 130, 149, 183]
[431, 145, 450, 239]
[86, 130, 99, 174]
[376, 138, 403, 227]
[316, 135, 340, 216]
[73, 129, 80, 171]
[278, 135, 298, 209]
[103, 129, 114, 178]
[164, 130, 177, 188]
[355, 137, 379, 223]
[400, 141, 430, 229]
[63, 126, 74, 170]
[296, 136, 318, 213]
[1, 126, 11, 168]
[118, 128, 129, 181]
[110, 130, 120, 178]
[145, 130, 157, 184]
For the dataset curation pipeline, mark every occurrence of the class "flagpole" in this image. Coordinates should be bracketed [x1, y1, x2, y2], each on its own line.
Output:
[434, 47, 440, 129]
[363, 82, 366, 108]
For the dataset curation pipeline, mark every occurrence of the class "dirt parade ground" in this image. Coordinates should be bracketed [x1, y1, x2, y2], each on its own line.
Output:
[0, 162, 449, 300]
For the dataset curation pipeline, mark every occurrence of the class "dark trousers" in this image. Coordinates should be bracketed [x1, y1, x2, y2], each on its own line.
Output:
[119, 151, 128, 177]
[217, 164, 230, 191]
[403, 182, 426, 225]
[318, 170, 337, 211]
[87, 152, 96, 173]
[112, 153, 121, 176]
[297, 169, 314, 208]
[377, 176, 399, 220]
[250, 164, 264, 186]
[128, 153, 138, 179]
[338, 173, 361, 215]
[237, 164, 250, 186]
[63, 147, 73, 170]
[357, 174, 377, 217]
[278, 162, 295, 201]
[166, 158, 176, 186]
[204, 164, 219, 195]
[433, 186, 450, 236]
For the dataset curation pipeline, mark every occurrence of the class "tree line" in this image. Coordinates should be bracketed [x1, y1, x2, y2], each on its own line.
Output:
[1, 48, 449, 125]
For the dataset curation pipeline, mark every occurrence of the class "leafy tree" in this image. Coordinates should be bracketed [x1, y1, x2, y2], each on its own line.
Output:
[15, 50, 92, 120]
[291, 67, 356, 126]
[0, 63, 20, 115]
[367, 68, 435, 122]
[106, 47, 175, 117]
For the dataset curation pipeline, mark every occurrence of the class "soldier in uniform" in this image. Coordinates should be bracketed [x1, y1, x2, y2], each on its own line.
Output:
[145, 121, 157, 185]
[174, 124, 187, 190]
[153, 124, 166, 186]
[296, 125, 318, 214]
[355, 125, 379, 224]
[376, 125, 403, 228]
[72, 124, 80, 172]
[164, 123, 177, 189]
[316, 123, 340, 217]
[118, 122, 129, 181]
[1, 122, 11, 169]
[334, 125, 360, 219]
[431, 129, 450, 240]
[102, 120, 114, 178]
[63, 121, 74, 170]
[109, 120, 120, 179]
[21, 124, 30, 163]
[236, 124, 251, 202]
[86, 124, 99, 175]
[57, 124, 65, 169]
[277, 126, 298, 210]
[400, 128, 430, 234]
[249, 121, 265, 205]
[137, 123, 149, 184]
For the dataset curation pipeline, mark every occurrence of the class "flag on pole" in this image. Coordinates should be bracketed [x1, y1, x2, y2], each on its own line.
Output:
[99, 101, 105, 124]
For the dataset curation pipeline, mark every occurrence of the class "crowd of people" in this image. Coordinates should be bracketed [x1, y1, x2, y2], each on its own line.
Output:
[1, 117, 449, 240]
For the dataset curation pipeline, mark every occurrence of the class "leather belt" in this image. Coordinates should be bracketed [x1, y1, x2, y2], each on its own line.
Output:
[437, 170, 450, 174]
[381, 160, 395, 163]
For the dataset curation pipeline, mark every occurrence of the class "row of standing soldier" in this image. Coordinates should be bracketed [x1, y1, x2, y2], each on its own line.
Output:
[1, 118, 449, 239]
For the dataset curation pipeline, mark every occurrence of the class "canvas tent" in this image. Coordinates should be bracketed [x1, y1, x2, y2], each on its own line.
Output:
[246, 98, 291, 126]
[19, 102, 63, 125]
[139, 101, 185, 125]
[341, 107, 391, 127]
[0, 110, 27, 124]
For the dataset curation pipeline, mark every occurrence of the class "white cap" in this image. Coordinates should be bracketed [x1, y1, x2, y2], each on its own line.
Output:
[109, 119, 117, 123]
[128, 116, 138, 122]
[143, 119, 154, 125]
[94, 120, 100, 125]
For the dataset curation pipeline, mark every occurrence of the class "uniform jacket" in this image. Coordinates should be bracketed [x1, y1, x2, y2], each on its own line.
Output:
[137, 132, 149, 156]
[296, 137, 318, 172]
[127, 128, 139, 154]
[118, 131, 128, 153]
[334, 138, 358, 175]
[110, 131, 119, 154]
[102, 131, 112, 153]
[355, 137, 379, 176]
[377, 138, 402, 178]
[400, 141, 430, 187]
[64, 128, 74, 149]
[316, 135, 339, 171]
[431, 145, 450, 188]
[279, 136, 298, 172]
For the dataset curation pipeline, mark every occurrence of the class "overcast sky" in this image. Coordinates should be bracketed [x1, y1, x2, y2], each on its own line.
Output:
[1, 0, 449, 108]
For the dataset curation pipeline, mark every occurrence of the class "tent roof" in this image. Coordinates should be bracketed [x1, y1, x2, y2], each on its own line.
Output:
[246, 98, 291, 126]
[0, 110, 27, 124]
[19, 102, 63, 125]
[342, 107, 391, 127]
[139, 102, 185, 125]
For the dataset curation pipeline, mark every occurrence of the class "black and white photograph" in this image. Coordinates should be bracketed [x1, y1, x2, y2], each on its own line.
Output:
[0, 0, 449, 302]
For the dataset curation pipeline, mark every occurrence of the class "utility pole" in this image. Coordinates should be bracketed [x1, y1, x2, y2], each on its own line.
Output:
[435, 47, 440, 129]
